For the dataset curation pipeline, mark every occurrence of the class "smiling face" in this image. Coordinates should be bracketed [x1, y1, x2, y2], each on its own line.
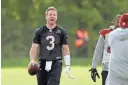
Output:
[45, 8, 57, 25]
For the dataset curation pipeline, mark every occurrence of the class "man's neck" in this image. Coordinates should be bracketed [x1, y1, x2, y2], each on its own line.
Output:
[46, 24, 57, 29]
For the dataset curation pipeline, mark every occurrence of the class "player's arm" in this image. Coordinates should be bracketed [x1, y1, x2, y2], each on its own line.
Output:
[61, 29, 74, 79]
[29, 28, 41, 63]
[61, 30, 70, 66]
[92, 35, 105, 69]
[89, 34, 105, 82]
[29, 43, 39, 63]
[62, 44, 74, 79]
[63, 45, 70, 66]
[28, 43, 39, 76]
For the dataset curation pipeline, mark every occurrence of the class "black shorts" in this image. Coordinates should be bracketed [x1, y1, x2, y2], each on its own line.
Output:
[101, 71, 108, 85]
[36, 59, 62, 85]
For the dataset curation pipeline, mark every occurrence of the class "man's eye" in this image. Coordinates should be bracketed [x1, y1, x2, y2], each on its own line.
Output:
[49, 14, 52, 16]
[53, 14, 56, 16]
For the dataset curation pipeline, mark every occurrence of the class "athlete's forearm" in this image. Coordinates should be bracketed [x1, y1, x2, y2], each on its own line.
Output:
[29, 43, 39, 61]
[63, 45, 70, 56]
[63, 45, 70, 66]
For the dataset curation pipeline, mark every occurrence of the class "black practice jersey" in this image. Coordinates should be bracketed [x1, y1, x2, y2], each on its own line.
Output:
[33, 25, 68, 60]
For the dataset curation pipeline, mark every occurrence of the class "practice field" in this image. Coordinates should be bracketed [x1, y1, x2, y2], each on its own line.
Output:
[1, 66, 102, 85]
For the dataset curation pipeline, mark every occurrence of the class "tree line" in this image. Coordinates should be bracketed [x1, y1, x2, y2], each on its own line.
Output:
[2, 0, 128, 58]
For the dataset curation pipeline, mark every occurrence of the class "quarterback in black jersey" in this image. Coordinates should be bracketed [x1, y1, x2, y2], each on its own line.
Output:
[33, 25, 68, 61]
[29, 6, 73, 85]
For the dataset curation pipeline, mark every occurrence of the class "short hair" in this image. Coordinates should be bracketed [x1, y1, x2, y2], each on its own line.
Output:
[111, 14, 121, 24]
[45, 6, 57, 14]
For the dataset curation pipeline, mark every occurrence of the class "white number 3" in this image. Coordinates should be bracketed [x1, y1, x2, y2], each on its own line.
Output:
[46, 36, 55, 50]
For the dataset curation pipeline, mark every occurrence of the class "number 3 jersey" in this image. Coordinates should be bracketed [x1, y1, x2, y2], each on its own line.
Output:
[92, 28, 113, 71]
[33, 25, 68, 61]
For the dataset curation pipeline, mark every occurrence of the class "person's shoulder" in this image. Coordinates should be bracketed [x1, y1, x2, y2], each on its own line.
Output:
[108, 30, 114, 37]
[57, 25, 67, 33]
[99, 28, 113, 39]
[108, 28, 118, 40]
[99, 28, 113, 35]
[109, 28, 120, 37]
[34, 25, 45, 34]
[57, 25, 64, 30]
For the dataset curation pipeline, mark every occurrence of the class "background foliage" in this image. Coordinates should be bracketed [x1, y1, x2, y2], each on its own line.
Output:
[1, 0, 128, 61]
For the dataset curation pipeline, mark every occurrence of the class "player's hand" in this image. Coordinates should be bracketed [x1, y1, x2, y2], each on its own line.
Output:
[65, 66, 74, 79]
[89, 68, 100, 82]
[28, 60, 37, 67]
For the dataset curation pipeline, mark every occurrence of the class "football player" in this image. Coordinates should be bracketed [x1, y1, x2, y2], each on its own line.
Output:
[29, 6, 73, 85]
[106, 13, 128, 85]
[89, 14, 121, 85]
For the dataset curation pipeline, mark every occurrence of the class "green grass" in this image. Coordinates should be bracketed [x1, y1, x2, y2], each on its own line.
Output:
[2, 67, 102, 85]
[2, 57, 102, 85]
[1, 57, 93, 68]
[1, 57, 30, 68]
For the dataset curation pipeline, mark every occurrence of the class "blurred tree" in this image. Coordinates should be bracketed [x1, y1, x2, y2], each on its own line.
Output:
[1, 0, 128, 58]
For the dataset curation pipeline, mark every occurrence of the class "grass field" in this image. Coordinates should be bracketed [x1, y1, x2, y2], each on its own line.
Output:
[2, 66, 102, 85]
[2, 57, 102, 85]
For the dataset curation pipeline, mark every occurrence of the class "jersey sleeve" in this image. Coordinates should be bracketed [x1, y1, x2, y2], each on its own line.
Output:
[92, 35, 105, 68]
[61, 30, 68, 45]
[32, 28, 41, 44]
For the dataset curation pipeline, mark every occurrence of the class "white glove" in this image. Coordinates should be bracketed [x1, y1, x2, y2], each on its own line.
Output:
[65, 66, 74, 79]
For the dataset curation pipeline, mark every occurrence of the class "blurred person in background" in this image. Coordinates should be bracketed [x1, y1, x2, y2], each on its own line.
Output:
[28, 6, 73, 85]
[106, 13, 128, 85]
[75, 27, 89, 57]
[89, 14, 121, 85]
